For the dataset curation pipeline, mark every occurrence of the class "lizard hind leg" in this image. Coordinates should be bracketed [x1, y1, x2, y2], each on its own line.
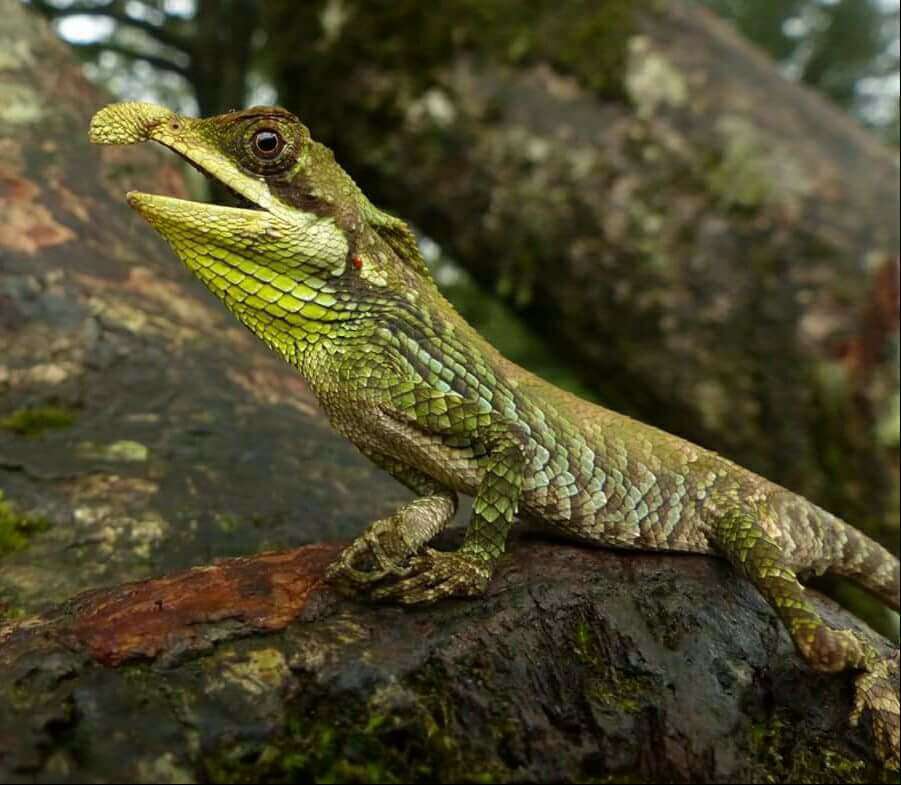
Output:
[326, 456, 459, 589]
[326, 492, 456, 587]
[711, 509, 900, 769]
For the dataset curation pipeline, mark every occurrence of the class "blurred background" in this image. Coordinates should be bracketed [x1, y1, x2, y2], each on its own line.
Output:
[24, 0, 899, 389]
[8, 0, 901, 634]
[26, 0, 901, 137]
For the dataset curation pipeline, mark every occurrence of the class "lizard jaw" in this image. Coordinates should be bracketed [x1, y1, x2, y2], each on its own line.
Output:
[126, 191, 268, 218]
[123, 192, 291, 275]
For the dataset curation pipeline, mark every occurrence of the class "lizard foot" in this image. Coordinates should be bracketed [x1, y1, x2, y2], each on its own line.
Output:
[370, 548, 492, 605]
[850, 648, 900, 770]
[326, 517, 415, 587]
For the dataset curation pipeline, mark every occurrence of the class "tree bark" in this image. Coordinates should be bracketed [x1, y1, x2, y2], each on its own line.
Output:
[1, 534, 897, 783]
[0, 2, 897, 782]
[264, 0, 900, 555]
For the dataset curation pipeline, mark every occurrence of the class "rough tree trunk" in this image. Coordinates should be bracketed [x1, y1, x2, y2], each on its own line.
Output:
[2, 535, 897, 784]
[264, 0, 900, 555]
[0, 2, 897, 783]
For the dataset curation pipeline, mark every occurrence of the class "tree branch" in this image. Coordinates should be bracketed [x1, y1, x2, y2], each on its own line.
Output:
[27, 0, 191, 54]
[70, 39, 191, 80]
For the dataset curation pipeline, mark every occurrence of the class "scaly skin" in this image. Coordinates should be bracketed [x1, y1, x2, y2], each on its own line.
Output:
[89, 102, 900, 766]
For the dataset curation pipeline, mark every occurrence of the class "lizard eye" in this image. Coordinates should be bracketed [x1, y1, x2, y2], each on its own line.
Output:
[240, 118, 300, 174]
[251, 129, 284, 159]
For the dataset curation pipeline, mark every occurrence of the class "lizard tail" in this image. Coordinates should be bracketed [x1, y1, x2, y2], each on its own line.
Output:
[826, 519, 899, 612]
[778, 492, 899, 611]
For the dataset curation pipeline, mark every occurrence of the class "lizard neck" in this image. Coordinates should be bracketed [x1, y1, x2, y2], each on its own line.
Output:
[224, 260, 374, 372]
[376, 287, 507, 405]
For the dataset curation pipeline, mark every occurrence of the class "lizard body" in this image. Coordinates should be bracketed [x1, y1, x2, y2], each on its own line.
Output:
[89, 102, 899, 766]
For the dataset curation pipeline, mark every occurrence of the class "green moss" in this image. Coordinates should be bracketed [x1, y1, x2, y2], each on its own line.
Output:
[875, 390, 900, 449]
[747, 712, 896, 783]
[0, 585, 27, 622]
[203, 707, 428, 783]
[0, 405, 76, 437]
[0, 490, 50, 557]
[215, 513, 240, 533]
[75, 439, 148, 462]
[573, 621, 655, 714]
[202, 671, 509, 784]
[705, 115, 812, 212]
[466, 0, 639, 98]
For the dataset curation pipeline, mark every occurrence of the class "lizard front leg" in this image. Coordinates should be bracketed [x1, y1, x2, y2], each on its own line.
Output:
[352, 380, 528, 605]
[327, 453, 457, 586]
[712, 509, 900, 768]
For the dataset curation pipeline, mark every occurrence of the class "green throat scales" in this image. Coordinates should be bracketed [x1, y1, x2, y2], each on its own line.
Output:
[89, 101, 900, 769]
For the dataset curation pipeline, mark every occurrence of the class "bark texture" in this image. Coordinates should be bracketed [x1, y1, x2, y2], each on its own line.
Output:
[264, 0, 901, 554]
[0, 2, 898, 782]
[1, 535, 898, 784]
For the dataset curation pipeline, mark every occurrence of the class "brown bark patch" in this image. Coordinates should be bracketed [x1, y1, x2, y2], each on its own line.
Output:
[839, 255, 901, 380]
[0, 172, 75, 254]
[66, 543, 341, 666]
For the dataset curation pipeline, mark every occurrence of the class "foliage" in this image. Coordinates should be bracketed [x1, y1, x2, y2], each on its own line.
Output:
[702, 0, 900, 142]
[25, 0, 263, 115]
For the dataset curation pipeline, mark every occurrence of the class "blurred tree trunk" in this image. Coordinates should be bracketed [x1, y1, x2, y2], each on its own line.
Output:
[264, 0, 900, 555]
[191, 0, 258, 116]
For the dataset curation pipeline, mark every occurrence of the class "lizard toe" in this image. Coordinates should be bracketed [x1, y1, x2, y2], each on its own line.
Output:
[326, 545, 392, 586]
[371, 548, 492, 605]
[326, 520, 416, 587]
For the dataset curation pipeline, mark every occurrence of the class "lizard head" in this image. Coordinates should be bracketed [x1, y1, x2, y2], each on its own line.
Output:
[89, 101, 435, 361]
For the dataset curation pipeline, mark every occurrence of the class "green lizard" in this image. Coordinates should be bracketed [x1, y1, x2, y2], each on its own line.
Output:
[89, 102, 900, 766]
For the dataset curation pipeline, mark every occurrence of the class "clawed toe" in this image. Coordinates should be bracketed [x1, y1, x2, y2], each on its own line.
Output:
[370, 548, 492, 605]
[326, 527, 415, 588]
[325, 558, 384, 586]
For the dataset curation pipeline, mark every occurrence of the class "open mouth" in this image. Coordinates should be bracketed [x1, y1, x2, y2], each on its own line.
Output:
[174, 151, 267, 212]
[216, 180, 265, 211]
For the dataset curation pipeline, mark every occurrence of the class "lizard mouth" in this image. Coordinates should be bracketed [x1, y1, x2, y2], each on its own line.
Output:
[173, 150, 267, 212]
[222, 187, 265, 211]
[211, 180, 266, 212]
[88, 103, 276, 216]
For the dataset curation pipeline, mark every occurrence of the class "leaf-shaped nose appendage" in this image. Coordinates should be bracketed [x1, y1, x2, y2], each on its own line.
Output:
[89, 102, 176, 145]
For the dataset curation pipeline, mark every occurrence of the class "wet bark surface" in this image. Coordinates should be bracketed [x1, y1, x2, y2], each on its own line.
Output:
[1, 533, 897, 783]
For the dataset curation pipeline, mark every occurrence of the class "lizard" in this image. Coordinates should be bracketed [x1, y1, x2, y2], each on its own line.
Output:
[88, 101, 900, 767]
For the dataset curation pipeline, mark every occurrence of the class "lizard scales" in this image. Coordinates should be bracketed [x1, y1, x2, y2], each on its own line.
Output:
[89, 101, 900, 767]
